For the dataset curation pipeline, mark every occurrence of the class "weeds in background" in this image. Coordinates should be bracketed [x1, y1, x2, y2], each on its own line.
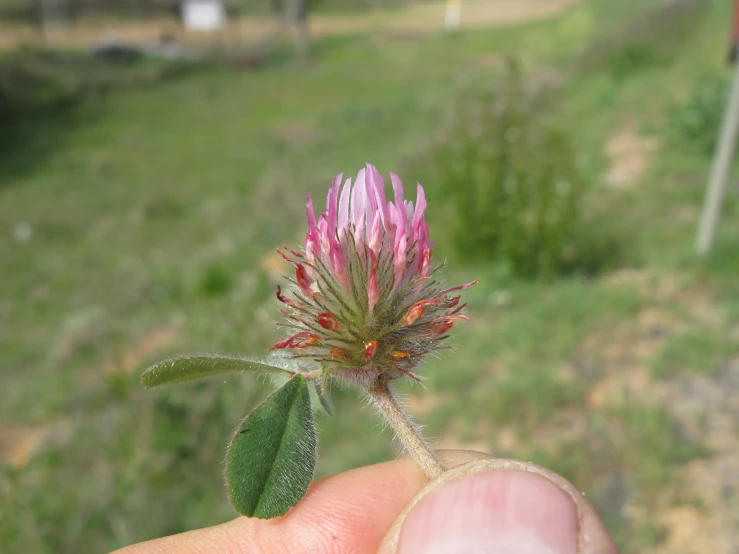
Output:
[667, 74, 729, 156]
[436, 61, 622, 278]
[0, 47, 202, 123]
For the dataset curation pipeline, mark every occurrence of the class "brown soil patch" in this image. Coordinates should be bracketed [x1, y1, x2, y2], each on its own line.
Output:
[649, 360, 739, 553]
[586, 271, 724, 410]
[579, 308, 673, 409]
[587, 366, 654, 409]
[436, 418, 498, 454]
[654, 504, 731, 554]
[525, 409, 588, 454]
[604, 124, 659, 189]
[0, 424, 50, 468]
[115, 327, 177, 374]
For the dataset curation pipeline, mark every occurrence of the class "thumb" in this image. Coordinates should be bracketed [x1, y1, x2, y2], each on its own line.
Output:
[379, 451, 619, 554]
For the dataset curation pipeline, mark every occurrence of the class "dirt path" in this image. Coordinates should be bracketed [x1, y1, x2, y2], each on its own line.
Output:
[0, 0, 581, 50]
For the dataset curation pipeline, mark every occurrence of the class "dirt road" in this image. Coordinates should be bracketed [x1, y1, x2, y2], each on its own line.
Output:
[0, 0, 581, 50]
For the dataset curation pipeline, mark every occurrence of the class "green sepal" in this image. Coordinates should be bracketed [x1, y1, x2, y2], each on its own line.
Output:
[312, 379, 333, 416]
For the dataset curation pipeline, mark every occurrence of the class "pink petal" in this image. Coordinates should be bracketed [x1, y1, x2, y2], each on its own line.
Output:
[393, 234, 408, 288]
[415, 220, 429, 272]
[421, 247, 432, 279]
[411, 183, 427, 237]
[330, 242, 349, 291]
[354, 214, 365, 249]
[318, 215, 330, 255]
[305, 232, 317, 264]
[386, 203, 399, 250]
[367, 252, 379, 313]
[368, 212, 382, 256]
[338, 177, 351, 240]
[352, 170, 367, 247]
[363, 166, 378, 222]
[351, 168, 367, 225]
[366, 163, 388, 227]
[405, 200, 414, 222]
[437, 280, 479, 297]
[391, 173, 407, 232]
[390, 174, 407, 253]
[306, 195, 319, 242]
[326, 173, 342, 247]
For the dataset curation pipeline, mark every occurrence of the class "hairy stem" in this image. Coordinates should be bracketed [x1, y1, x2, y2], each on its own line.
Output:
[301, 370, 323, 381]
[368, 378, 444, 479]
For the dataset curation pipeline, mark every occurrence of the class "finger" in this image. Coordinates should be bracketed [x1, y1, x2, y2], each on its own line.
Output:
[380, 452, 620, 554]
[112, 457, 427, 554]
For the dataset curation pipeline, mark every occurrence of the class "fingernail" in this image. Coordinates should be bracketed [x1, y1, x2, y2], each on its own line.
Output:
[397, 469, 579, 554]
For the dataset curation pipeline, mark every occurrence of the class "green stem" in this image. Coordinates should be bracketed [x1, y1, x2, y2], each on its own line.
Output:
[368, 378, 444, 479]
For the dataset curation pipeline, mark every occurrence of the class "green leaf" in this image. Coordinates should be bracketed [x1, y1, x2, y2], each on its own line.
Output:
[141, 355, 296, 388]
[226, 375, 317, 519]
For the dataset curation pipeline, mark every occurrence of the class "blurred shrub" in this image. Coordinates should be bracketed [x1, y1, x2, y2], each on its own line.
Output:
[0, 49, 79, 121]
[435, 62, 623, 278]
[199, 264, 233, 297]
[667, 75, 729, 155]
[0, 48, 200, 124]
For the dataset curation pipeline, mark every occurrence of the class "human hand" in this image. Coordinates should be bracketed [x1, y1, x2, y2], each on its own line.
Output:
[113, 450, 619, 554]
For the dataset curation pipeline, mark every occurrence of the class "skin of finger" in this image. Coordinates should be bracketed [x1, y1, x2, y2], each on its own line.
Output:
[378, 451, 620, 554]
[112, 457, 427, 554]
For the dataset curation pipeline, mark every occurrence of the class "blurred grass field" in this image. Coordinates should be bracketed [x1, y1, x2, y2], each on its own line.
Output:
[1, 0, 739, 552]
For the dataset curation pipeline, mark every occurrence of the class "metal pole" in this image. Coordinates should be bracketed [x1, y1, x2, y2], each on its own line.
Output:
[696, 58, 739, 256]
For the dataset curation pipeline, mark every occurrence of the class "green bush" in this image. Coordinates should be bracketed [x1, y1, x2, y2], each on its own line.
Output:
[667, 74, 729, 155]
[0, 48, 202, 124]
[435, 63, 591, 278]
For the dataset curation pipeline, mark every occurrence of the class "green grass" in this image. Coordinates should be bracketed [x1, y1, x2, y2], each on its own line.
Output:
[652, 329, 739, 377]
[1, 0, 738, 551]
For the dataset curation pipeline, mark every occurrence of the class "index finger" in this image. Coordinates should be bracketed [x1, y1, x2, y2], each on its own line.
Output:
[113, 457, 427, 554]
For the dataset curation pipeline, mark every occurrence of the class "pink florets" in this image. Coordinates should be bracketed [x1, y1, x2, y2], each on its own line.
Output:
[273, 164, 476, 385]
[305, 164, 432, 292]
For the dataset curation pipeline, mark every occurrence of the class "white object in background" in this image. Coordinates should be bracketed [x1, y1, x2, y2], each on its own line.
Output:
[696, 58, 739, 256]
[445, 0, 461, 32]
[182, 0, 226, 32]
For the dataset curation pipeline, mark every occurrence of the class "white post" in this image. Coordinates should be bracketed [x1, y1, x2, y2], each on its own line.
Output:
[696, 58, 739, 256]
[444, 0, 461, 32]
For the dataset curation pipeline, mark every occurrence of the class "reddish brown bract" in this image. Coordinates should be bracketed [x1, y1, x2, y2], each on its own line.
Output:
[363, 340, 379, 362]
[317, 312, 342, 331]
[295, 265, 313, 298]
[427, 319, 454, 337]
[401, 299, 438, 326]
[330, 348, 351, 361]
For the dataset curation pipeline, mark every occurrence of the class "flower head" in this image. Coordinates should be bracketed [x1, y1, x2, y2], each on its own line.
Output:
[272, 163, 476, 386]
